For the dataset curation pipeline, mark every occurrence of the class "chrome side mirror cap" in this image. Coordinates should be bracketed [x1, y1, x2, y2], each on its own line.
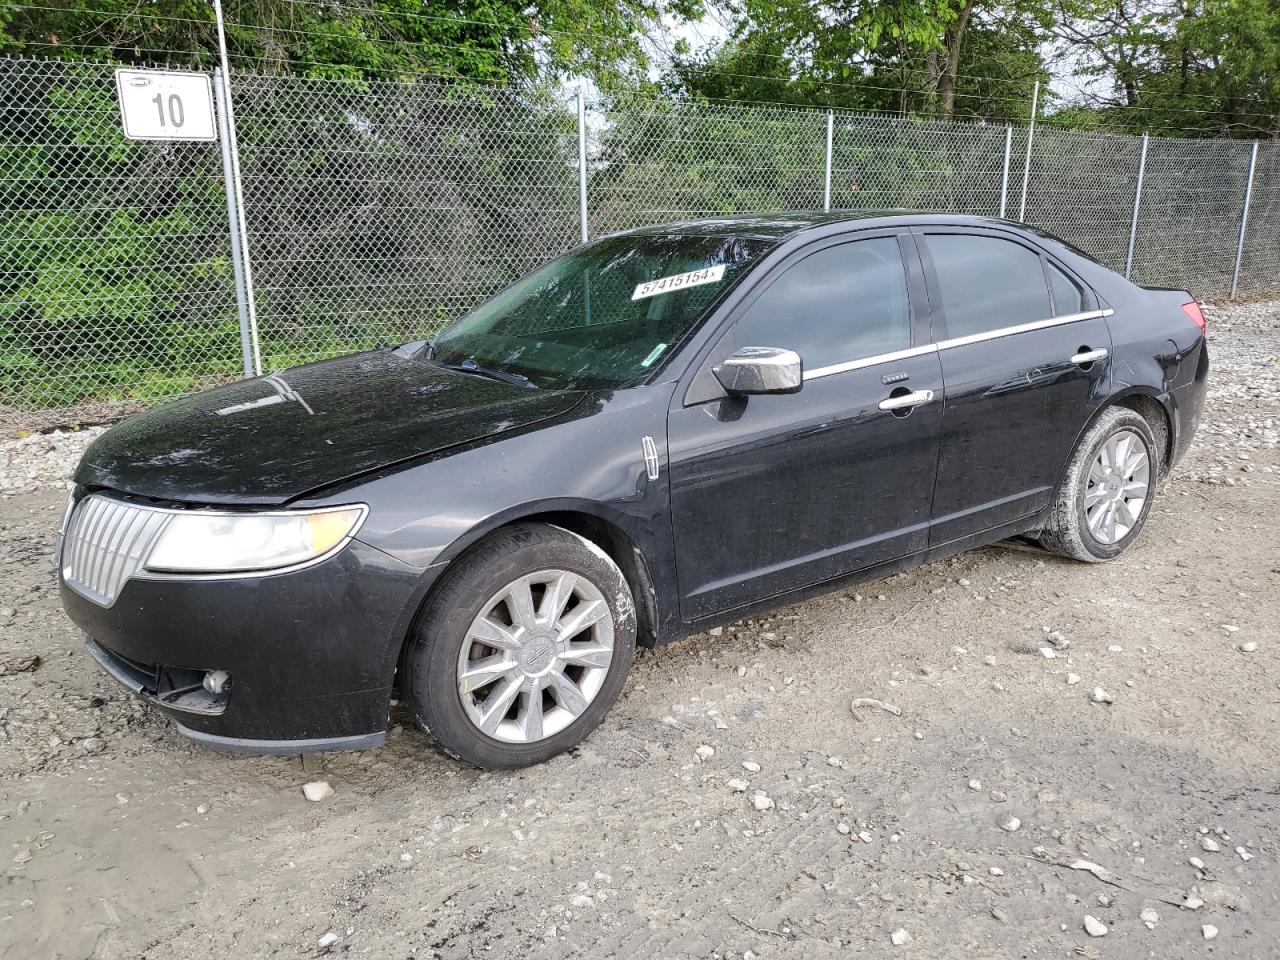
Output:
[713, 346, 803, 396]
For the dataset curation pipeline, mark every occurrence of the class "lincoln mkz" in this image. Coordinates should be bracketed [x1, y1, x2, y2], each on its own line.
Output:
[58, 213, 1208, 768]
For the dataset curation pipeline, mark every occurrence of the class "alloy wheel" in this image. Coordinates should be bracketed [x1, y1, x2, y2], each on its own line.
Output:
[456, 569, 615, 744]
[1084, 428, 1150, 545]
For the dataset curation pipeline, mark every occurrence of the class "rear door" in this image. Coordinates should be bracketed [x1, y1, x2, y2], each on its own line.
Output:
[667, 232, 944, 620]
[918, 229, 1113, 545]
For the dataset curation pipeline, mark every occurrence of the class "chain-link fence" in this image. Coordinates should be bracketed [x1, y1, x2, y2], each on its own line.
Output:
[2, 55, 1277, 432]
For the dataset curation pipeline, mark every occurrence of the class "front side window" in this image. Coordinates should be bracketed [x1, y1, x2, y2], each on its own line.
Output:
[429, 234, 774, 389]
[730, 237, 911, 370]
[925, 234, 1052, 339]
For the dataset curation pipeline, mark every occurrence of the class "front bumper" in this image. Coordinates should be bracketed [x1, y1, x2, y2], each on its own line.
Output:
[62, 539, 440, 751]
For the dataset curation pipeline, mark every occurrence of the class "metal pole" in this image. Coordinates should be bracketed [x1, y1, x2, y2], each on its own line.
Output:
[1017, 80, 1039, 222]
[823, 110, 834, 212]
[1231, 142, 1260, 299]
[577, 89, 589, 244]
[212, 0, 261, 376]
[214, 70, 254, 378]
[998, 125, 1012, 219]
[1124, 133, 1149, 280]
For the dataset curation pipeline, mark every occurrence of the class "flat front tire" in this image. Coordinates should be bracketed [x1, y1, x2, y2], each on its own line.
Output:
[1040, 406, 1159, 562]
[402, 523, 636, 769]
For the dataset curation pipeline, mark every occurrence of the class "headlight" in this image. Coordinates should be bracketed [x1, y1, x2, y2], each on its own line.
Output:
[143, 505, 366, 574]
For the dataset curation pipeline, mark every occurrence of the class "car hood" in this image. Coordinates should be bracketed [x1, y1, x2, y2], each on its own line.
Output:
[75, 351, 584, 505]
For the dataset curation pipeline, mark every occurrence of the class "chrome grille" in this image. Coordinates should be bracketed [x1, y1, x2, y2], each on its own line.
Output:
[61, 495, 171, 607]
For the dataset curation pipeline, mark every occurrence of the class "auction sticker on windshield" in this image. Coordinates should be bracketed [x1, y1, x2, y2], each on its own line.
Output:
[632, 265, 726, 301]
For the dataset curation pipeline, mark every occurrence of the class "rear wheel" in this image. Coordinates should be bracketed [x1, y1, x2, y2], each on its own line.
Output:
[402, 523, 636, 769]
[1040, 406, 1158, 562]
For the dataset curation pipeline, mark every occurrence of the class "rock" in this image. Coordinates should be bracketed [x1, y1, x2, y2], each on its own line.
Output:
[708, 626, 723, 636]
[1039, 647, 1057, 659]
[983, 655, 997, 666]
[1190, 856, 1205, 869]
[991, 907, 1008, 922]
[751, 792, 774, 812]
[1200, 836, 1221, 852]
[302, 780, 334, 802]
[1066, 673, 1081, 685]
[13, 849, 32, 864]
[837, 823, 851, 835]
[1090, 686, 1114, 704]
[81, 737, 105, 753]
[1140, 908, 1159, 928]
[726, 778, 749, 792]
[571, 894, 594, 908]
[115, 793, 129, 805]
[1202, 924, 1219, 940]
[742, 760, 761, 773]
[890, 928, 912, 946]
[1239, 640, 1258, 653]
[695, 744, 715, 761]
[196, 803, 210, 815]
[1236, 845, 1254, 861]
[851, 697, 902, 717]
[968, 779, 982, 790]
[1047, 630, 1070, 649]
[998, 814, 1021, 832]
[989, 866, 1004, 877]
[1183, 895, 1205, 910]
[857, 830, 873, 843]
[318, 931, 340, 948]
[1083, 915, 1108, 937]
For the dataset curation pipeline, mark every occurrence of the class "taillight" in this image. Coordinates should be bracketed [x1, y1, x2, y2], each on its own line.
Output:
[1181, 300, 1206, 333]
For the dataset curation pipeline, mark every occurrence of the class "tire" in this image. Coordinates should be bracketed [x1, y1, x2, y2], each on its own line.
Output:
[1040, 406, 1160, 562]
[401, 522, 636, 769]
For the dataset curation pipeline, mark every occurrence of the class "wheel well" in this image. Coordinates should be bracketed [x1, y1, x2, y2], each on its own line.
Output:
[1112, 394, 1172, 478]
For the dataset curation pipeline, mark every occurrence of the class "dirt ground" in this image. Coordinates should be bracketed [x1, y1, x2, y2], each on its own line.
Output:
[2, 301, 1278, 960]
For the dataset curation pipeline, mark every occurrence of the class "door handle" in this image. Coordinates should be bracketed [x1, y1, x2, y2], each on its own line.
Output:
[878, 388, 934, 412]
[1070, 347, 1108, 366]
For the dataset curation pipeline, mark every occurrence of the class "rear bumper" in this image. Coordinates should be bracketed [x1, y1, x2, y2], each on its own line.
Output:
[63, 539, 442, 751]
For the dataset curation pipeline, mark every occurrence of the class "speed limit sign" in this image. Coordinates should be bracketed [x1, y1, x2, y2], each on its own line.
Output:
[115, 69, 216, 141]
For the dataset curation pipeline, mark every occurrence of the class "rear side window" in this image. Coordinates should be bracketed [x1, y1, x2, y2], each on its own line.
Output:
[925, 234, 1052, 339]
[1048, 262, 1085, 316]
[732, 237, 910, 369]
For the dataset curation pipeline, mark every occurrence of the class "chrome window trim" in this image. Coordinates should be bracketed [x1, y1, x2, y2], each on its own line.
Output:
[800, 308, 1113, 382]
[934, 308, 1114, 351]
[804, 344, 938, 381]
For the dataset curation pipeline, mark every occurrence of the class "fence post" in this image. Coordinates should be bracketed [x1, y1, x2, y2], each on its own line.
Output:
[1231, 142, 1260, 299]
[1017, 80, 1039, 222]
[823, 110, 834, 212]
[214, 69, 255, 379]
[577, 89, 589, 244]
[212, 0, 261, 376]
[998, 125, 1012, 219]
[1124, 133, 1149, 280]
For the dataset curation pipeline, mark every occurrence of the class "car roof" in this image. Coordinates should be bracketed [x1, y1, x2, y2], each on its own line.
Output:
[611, 210, 1021, 241]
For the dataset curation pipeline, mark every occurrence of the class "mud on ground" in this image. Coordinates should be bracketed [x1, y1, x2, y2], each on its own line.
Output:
[1, 301, 1278, 959]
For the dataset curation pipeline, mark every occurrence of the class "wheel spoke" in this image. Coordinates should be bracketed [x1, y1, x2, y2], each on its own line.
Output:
[559, 643, 613, 669]
[505, 578, 537, 631]
[1101, 503, 1118, 542]
[458, 654, 515, 696]
[1124, 449, 1148, 480]
[1115, 498, 1139, 529]
[520, 686, 545, 741]
[1111, 434, 1131, 474]
[547, 668, 590, 716]
[539, 571, 577, 627]
[469, 615, 522, 651]
[1085, 485, 1109, 506]
[556, 598, 608, 642]
[1123, 479, 1148, 498]
[478, 677, 522, 735]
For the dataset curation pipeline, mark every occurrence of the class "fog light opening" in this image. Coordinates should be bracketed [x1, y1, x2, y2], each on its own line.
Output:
[203, 670, 231, 695]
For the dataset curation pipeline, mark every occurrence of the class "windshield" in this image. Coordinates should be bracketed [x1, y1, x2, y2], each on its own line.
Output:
[428, 233, 774, 389]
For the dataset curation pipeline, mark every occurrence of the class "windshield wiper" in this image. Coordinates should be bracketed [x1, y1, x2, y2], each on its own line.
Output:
[437, 359, 538, 389]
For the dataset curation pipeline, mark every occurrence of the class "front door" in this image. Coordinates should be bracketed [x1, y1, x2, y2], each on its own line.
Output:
[667, 233, 944, 621]
[917, 229, 1113, 544]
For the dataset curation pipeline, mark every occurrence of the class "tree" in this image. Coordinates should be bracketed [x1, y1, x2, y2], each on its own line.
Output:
[0, 0, 702, 87]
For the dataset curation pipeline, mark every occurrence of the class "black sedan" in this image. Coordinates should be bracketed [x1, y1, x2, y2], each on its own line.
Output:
[58, 212, 1208, 768]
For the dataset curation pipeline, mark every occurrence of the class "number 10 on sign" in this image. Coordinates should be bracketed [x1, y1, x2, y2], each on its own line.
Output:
[115, 69, 216, 141]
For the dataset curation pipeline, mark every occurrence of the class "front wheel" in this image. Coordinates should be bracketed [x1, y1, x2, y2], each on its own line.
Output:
[402, 523, 636, 769]
[1039, 406, 1159, 562]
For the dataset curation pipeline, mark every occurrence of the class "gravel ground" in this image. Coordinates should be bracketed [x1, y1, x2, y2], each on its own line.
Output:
[2, 300, 1278, 959]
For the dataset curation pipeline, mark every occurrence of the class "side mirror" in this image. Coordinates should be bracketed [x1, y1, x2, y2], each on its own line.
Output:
[713, 347, 803, 396]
